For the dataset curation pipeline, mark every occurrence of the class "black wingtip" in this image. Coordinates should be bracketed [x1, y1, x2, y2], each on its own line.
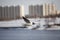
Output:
[22, 16, 30, 23]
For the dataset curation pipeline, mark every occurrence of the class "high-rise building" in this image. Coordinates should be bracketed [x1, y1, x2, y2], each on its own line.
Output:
[43, 4, 49, 16]
[0, 5, 25, 20]
[56, 10, 60, 14]
[48, 4, 56, 15]
[29, 5, 35, 17]
[43, 4, 56, 16]
[29, 4, 57, 18]
[4, 6, 9, 19]
[29, 5, 43, 18]
[0, 6, 2, 20]
[20, 5, 25, 17]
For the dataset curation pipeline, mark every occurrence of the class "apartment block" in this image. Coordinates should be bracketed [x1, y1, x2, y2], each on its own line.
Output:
[29, 4, 58, 18]
[0, 6, 2, 19]
[48, 4, 56, 15]
[29, 5, 43, 18]
[43, 4, 49, 16]
[56, 10, 60, 14]
[0, 5, 24, 20]
[43, 4, 56, 16]
[29, 5, 34, 17]
[20, 5, 25, 17]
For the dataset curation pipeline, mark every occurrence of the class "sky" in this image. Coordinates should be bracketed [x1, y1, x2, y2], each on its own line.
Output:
[0, 0, 60, 15]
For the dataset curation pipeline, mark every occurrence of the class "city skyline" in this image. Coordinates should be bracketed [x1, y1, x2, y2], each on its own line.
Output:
[0, 4, 60, 20]
[0, 0, 60, 15]
[28, 4, 59, 18]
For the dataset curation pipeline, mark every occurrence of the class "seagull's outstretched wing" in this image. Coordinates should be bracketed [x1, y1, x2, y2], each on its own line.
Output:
[22, 17, 30, 23]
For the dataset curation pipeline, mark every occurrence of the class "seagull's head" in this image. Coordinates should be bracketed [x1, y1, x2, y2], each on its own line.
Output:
[32, 22, 35, 25]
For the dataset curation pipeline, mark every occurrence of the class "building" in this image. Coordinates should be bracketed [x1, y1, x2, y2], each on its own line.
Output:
[20, 5, 25, 17]
[29, 5, 34, 18]
[29, 4, 57, 18]
[43, 4, 49, 16]
[0, 5, 25, 20]
[0, 6, 2, 19]
[29, 5, 43, 18]
[56, 10, 60, 14]
[43, 4, 56, 16]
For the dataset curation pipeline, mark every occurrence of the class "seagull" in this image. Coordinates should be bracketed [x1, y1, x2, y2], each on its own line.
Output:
[22, 16, 35, 26]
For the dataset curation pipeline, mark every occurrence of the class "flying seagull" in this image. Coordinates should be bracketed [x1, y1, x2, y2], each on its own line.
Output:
[22, 16, 35, 26]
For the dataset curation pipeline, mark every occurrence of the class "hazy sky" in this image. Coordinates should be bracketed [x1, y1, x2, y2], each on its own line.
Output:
[0, 0, 60, 15]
